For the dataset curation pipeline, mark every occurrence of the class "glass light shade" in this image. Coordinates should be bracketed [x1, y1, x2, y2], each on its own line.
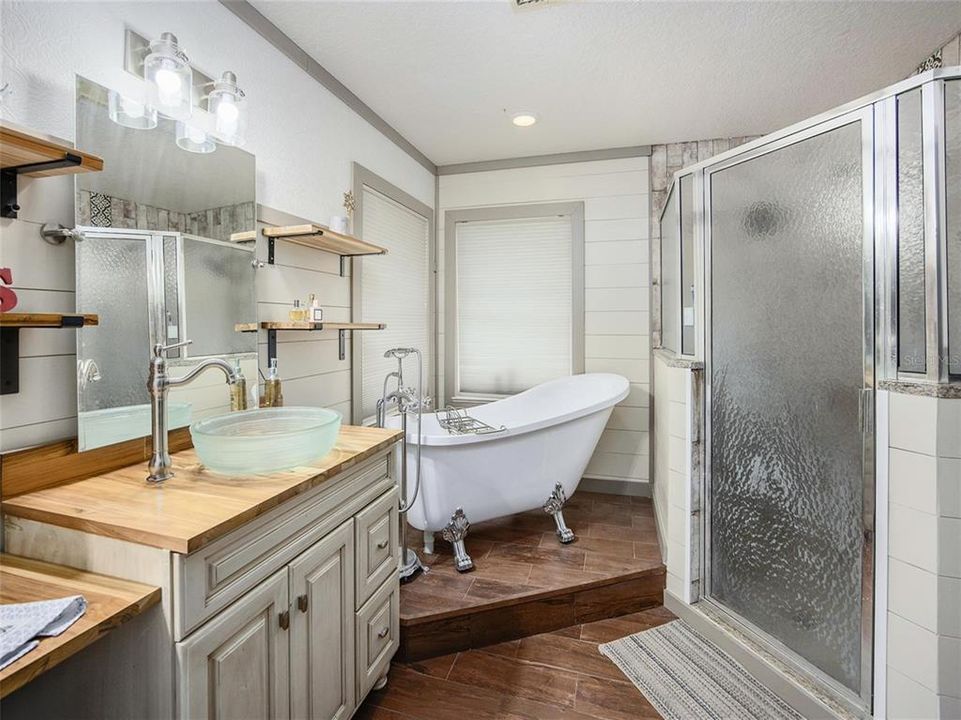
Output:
[175, 121, 216, 154]
[144, 32, 192, 120]
[107, 89, 158, 129]
[208, 71, 247, 146]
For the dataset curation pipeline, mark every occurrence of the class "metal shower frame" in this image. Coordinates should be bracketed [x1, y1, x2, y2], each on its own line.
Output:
[654, 66, 961, 717]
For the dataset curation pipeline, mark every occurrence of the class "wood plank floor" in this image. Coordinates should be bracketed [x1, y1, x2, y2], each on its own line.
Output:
[402, 491, 663, 623]
[358, 605, 677, 720]
[398, 491, 666, 660]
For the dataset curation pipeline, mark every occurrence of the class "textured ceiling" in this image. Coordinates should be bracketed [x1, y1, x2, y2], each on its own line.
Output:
[252, 0, 961, 165]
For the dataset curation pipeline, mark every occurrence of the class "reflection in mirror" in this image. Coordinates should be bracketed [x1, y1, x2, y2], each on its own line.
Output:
[74, 76, 258, 451]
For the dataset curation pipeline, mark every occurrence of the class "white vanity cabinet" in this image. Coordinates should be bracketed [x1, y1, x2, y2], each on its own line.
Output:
[1, 429, 402, 720]
[174, 464, 400, 719]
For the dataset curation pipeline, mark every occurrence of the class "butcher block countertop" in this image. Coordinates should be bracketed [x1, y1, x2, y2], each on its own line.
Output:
[2, 426, 401, 554]
[0, 554, 161, 698]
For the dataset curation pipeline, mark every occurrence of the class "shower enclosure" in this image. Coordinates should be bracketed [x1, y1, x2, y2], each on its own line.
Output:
[657, 67, 960, 714]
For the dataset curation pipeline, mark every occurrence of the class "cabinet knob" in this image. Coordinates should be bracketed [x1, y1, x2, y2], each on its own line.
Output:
[297, 594, 308, 612]
[377, 626, 389, 639]
[279, 610, 290, 630]
[376, 538, 389, 550]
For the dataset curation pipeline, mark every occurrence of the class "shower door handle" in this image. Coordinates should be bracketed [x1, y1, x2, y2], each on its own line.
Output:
[858, 389, 873, 433]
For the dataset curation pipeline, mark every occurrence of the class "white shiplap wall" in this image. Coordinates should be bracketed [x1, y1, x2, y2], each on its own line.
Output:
[0, 0, 434, 452]
[0, 175, 78, 450]
[437, 157, 651, 485]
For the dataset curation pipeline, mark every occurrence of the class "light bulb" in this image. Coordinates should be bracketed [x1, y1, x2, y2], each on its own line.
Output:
[144, 33, 192, 120]
[207, 71, 247, 146]
[215, 96, 239, 136]
[154, 67, 183, 106]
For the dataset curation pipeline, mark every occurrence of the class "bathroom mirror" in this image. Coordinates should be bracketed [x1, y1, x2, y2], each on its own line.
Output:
[74, 76, 258, 452]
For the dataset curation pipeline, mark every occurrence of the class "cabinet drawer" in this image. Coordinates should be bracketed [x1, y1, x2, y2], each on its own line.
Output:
[174, 453, 391, 639]
[355, 576, 399, 699]
[354, 488, 399, 609]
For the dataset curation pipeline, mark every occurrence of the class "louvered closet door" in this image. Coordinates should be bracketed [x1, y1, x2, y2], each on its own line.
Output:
[358, 186, 431, 422]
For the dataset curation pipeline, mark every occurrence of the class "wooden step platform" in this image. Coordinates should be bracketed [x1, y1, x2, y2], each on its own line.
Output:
[398, 491, 666, 661]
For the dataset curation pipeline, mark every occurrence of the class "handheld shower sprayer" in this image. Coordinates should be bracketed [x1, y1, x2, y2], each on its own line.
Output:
[377, 346, 428, 581]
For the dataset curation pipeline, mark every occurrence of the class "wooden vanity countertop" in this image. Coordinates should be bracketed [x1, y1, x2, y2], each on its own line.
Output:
[0, 554, 161, 698]
[1, 425, 401, 554]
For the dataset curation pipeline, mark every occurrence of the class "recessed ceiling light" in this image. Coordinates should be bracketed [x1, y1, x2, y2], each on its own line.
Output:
[512, 112, 537, 127]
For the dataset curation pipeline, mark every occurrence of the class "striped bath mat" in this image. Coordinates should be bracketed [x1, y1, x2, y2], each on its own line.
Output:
[599, 620, 803, 720]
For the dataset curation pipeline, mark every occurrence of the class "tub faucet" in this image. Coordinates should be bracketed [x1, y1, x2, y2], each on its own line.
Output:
[146, 339, 247, 484]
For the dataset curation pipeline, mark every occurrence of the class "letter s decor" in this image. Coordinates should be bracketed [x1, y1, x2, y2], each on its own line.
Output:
[0, 268, 18, 312]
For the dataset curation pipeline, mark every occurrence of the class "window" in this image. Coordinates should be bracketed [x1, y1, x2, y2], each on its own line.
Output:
[353, 166, 433, 423]
[896, 88, 926, 374]
[660, 186, 680, 353]
[680, 174, 696, 356]
[445, 203, 584, 400]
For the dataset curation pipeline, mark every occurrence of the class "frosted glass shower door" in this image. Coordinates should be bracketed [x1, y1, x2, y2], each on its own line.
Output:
[706, 114, 872, 700]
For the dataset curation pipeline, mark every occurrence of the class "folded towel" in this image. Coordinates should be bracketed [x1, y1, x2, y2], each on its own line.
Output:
[0, 595, 88, 670]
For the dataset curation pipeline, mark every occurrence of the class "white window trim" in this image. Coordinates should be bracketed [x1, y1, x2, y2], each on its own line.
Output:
[444, 202, 586, 405]
[351, 163, 436, 424]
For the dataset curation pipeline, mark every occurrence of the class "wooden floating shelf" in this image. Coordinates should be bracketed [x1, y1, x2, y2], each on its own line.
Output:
[228, 230, 257, 243]
[262, 224, 387, 257]
[0, 553, 161, 698]
[0, 312, 99, 328]
[1, 126, 104, 178]
[236, 321, 386, 333]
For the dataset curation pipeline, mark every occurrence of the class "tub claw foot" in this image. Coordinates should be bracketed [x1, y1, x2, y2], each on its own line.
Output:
[543, 483, 576, 544]
[440, 507, 474, 572]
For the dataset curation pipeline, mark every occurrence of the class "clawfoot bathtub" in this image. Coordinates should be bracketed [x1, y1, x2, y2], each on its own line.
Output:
[391, 373, 630, 571]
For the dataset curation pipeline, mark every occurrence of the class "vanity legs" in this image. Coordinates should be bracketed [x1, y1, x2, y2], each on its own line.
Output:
[543, 482, 576, 544]
[373, 671, 389, 691]
[440, 507, 474, 572]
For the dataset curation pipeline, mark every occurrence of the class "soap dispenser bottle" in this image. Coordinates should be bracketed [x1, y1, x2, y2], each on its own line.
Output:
[263, 358, 284, 407]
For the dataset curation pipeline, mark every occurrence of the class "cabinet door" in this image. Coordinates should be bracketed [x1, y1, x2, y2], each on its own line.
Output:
[289, 519, 356, 720]
[177, 568, 289, 720]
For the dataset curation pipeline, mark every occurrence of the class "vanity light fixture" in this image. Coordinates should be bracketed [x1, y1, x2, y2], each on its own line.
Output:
[512, 112, 538, 127]
[175, 121, 216, 154]
[207, 71, 247, 146]
[143, 32, 193, 120]
[107, 89, 158, 130]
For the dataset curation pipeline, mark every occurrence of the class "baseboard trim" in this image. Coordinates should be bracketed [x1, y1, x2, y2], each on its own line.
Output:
[580, 477, 652, 498]
[663, 591, 854, 720]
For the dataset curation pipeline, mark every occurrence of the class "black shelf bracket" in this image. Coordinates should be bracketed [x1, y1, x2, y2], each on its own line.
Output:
[1, 153, 83, 219]
[339, 330, 347, 361]
[0, 315, 85, 395]
[267, 328, 278, 366]
[0, 327, 20, 395]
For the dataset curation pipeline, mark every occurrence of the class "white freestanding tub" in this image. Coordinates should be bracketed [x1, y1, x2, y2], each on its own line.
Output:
[389, 373, 629, 570]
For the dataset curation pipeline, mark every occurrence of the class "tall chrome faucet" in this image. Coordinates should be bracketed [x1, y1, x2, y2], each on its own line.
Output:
[146, 340, 247, 484]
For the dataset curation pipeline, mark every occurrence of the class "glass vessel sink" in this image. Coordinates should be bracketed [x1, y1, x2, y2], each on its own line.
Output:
[190, 407, 342, 476]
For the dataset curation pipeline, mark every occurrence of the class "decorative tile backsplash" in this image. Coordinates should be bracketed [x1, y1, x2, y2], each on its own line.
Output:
[77, 190, 255, 243]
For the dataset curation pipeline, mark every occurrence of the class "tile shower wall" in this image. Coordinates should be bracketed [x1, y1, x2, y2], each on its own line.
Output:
[652, 353, 697, 597]
[886, 392, 961, 719]
[77, 191, 255, 243]
[437, 157, 651, 485]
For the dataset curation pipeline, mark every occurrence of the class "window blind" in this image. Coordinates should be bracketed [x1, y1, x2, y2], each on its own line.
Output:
[455, 215, 573, 396]
[360, 186, 431, 421]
